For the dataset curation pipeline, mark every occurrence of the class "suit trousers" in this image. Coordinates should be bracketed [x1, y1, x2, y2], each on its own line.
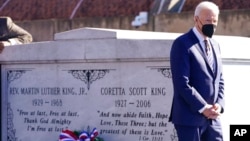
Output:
[174, 119, 223, 141]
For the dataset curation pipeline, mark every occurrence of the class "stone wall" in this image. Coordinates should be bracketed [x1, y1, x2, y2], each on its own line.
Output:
[1, 27, 250, 141]
[17, 10, 250, 42]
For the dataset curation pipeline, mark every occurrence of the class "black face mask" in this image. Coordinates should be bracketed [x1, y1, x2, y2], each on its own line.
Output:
[202, 24, 215, 38]
[197, 18, 215, 38]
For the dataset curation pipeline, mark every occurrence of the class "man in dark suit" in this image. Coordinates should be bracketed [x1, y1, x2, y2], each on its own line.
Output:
[169, 1, 225, 141]
[0, 16, 32, 52]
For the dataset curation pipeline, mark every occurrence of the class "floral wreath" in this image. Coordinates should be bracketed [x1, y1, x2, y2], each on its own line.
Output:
[59, 128, 104, 141]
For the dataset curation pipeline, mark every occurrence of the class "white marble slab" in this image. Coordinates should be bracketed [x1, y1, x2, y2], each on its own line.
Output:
[1, 28, 250, 141]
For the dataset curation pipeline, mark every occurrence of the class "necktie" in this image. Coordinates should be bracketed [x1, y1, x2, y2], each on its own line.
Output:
[204, 39, 214, 71]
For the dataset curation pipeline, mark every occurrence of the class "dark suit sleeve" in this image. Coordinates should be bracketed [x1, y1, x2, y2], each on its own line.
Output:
[170, 37, 207, 112]
[6, 17, 33, 44]
[215, 44, 225, 113]
[217, 73, 225, 113]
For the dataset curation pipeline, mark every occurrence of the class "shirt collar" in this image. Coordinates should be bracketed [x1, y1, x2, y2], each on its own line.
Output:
[192, 27, 205, 43]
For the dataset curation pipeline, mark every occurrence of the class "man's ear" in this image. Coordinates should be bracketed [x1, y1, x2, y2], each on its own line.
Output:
[194, 16, 198, 22]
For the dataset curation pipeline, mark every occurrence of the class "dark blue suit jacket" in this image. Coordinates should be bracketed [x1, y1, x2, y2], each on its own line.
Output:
[169, 29, 225, 126]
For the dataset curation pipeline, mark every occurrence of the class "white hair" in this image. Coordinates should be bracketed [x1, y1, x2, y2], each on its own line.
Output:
[194, 1, 219, 16]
